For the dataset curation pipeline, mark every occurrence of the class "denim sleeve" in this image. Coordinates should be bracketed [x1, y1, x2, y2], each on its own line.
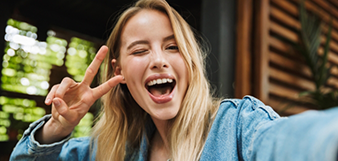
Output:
[200, 96, 281, 161]
[201, 95, 338, 161]
[251, 104, 338, 161]
[236, 96, 338, 161]
[234, 96, 282, 160]
[10, 115, 93, 161]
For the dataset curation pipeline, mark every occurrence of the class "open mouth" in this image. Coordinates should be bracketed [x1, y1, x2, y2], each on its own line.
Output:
[146, 78, 176, 97]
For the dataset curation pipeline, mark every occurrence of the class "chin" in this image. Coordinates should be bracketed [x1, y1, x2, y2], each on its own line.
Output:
[152, 110, 178, 121]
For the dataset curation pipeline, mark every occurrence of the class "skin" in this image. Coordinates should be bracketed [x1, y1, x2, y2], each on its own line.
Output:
[116, 9, 189, 160]
[36, 46, 123, 144]
[37, 8, 188, 161]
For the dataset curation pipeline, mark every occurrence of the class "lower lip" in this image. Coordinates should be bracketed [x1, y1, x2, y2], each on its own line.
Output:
[148, 87, 175, 104]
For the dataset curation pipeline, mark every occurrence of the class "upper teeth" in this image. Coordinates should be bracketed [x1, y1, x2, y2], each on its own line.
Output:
[147, 78, 173, 86]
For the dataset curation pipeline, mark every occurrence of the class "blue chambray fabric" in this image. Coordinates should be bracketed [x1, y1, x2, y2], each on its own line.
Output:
[10, 96, 338, 161]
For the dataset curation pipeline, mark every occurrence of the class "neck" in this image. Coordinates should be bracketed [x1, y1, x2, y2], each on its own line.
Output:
[151, 117, 170, 151]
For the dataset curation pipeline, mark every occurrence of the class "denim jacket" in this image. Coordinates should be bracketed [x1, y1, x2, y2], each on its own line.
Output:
[10, 96, 338, 160]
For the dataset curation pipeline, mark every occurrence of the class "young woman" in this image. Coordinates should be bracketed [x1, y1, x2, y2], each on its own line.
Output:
[10, 0, 338, 161]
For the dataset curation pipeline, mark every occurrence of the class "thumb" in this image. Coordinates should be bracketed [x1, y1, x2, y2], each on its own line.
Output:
[53, 98, 77, 123]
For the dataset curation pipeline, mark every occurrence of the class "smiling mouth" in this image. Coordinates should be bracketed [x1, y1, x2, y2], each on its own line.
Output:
[146, 78, 176, 97]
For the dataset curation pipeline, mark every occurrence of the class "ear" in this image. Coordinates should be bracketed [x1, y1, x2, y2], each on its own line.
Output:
[111, 59, 126, 84]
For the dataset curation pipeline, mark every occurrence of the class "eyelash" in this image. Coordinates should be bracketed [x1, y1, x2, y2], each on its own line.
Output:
[167, 45, 179, 50]
[132, 50, 147, 55]
[131, 45, 178, 55]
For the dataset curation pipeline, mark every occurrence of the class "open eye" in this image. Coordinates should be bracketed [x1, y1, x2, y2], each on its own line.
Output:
[166, 45, 179, 51]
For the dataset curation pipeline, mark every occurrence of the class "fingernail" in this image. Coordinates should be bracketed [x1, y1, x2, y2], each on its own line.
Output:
[53, 99, 60, 107]
[45, 98, 51, 104]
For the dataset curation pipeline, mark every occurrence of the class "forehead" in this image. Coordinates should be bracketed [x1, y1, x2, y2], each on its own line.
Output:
[120, 9, 174, 45]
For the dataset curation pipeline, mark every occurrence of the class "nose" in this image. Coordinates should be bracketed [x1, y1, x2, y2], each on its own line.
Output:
[150, 49, 169, 70]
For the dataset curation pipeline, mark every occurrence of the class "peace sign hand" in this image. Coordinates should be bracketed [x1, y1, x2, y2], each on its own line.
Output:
[36, 46, 123, 144]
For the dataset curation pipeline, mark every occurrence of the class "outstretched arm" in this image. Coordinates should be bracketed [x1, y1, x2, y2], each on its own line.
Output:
[201, 96, 338, 161]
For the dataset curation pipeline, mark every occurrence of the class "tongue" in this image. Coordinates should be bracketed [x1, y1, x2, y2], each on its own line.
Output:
[149, 86, 171, 97]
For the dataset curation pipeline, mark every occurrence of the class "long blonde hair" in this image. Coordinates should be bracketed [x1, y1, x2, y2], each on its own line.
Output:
[91, 0, 221, 160]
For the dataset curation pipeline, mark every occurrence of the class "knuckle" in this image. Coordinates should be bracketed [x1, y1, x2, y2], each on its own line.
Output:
[55, 88, 68, 98]
[86, 67, 94, 74]
[95, 54, 104, 61]
[47, 85, 59, 96]
[62, 77, 72, 83]
[51, 84, 59, 90]
[55, 90, 64, 98]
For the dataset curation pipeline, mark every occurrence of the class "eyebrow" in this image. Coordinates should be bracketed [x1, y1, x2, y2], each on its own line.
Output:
[126, 34, 175, 50]
[127, 40, 149, 50]
[163, 34, 175, 42]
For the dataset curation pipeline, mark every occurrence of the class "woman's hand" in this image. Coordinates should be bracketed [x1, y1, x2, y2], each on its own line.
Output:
[36, 46, 123, 144]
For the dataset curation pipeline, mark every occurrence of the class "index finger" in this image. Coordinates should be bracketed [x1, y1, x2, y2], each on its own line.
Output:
[82, 46, 108, 86]
[92, 75, 124, 100]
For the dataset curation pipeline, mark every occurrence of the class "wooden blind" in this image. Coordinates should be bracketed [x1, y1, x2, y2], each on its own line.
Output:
[235, 0, 338, 115]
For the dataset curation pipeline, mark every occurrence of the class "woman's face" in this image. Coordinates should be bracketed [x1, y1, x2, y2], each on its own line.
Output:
[116, 9, 188, 121]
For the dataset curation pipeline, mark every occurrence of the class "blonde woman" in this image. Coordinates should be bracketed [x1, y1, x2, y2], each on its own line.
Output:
[10, 0, 338, 160]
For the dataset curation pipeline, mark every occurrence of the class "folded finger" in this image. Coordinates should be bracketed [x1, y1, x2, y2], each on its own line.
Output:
[53, 98, 78, 124]
[55, 77, 77, 99]
[45, 85, 59, 105]
[92, 75, 124, 100]
[82, 46, 108, 86]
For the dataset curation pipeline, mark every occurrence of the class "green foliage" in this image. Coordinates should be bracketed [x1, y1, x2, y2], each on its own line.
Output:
[276, 1, 336, 110]
[299, 2, 332, 92]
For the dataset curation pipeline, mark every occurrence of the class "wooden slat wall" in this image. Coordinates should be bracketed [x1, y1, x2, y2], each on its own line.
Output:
[235, 0, 338, 115]
[253, 0, 270, 103]
[235, 0, 253, 97]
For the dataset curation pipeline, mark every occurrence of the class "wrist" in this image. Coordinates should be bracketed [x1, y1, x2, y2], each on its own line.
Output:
[36, 117, 73, 144]
[46, 117, 74, 137]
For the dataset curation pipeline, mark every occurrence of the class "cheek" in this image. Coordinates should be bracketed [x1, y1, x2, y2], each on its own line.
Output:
[169, 54, 189, 91]
[173, 55, 188, 76]
[122, 57, 149, 80]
